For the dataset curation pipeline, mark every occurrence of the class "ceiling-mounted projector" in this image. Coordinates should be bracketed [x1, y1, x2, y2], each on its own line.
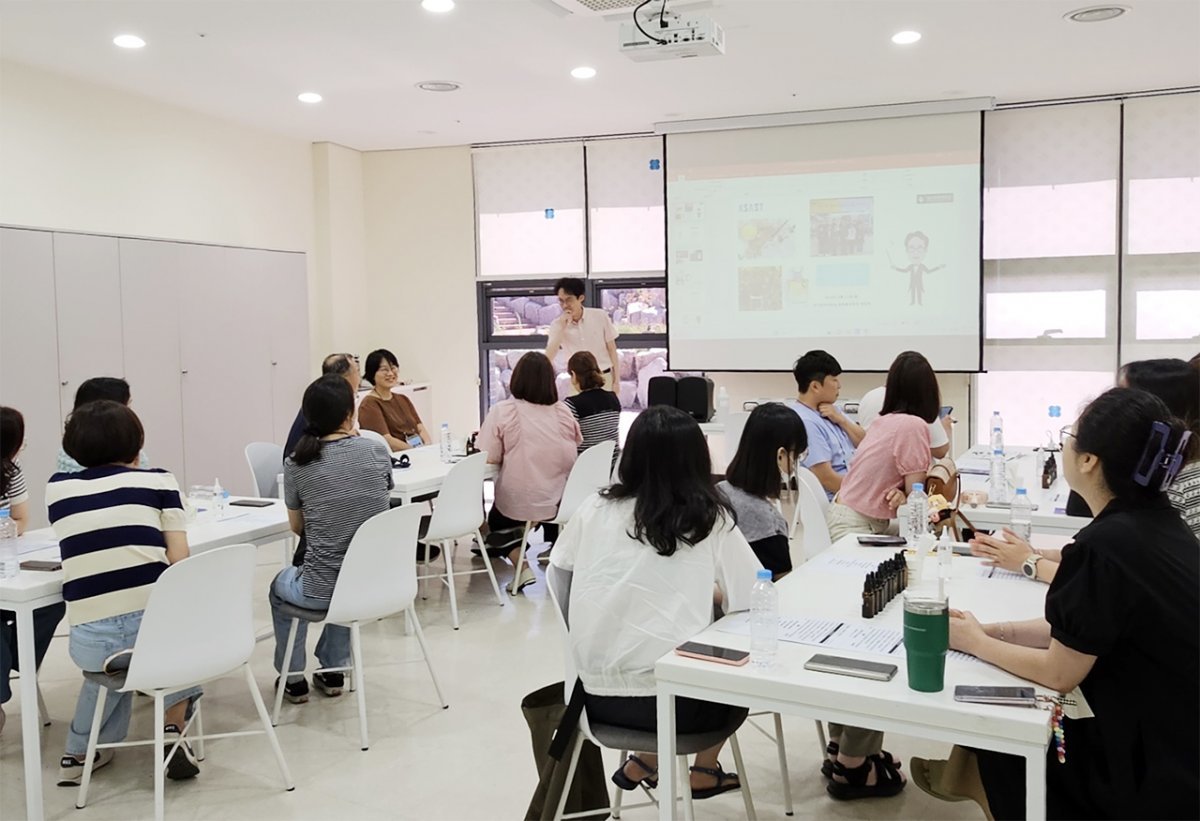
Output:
[619, 14, 725, 61]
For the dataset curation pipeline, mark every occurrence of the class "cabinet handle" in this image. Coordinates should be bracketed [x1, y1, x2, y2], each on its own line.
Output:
[61, 380, 68, 386]
[181, 369, 189, 375]
[271, 361, 278, 365]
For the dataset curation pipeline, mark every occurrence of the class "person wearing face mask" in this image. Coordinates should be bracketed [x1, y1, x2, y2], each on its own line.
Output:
[717, 403, 808, 581]
[543, 278, 620, 392]
[358, 349, 431, 452]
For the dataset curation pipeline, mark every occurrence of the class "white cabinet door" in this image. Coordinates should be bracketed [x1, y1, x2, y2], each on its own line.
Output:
[262, 250, 310, 445]
[52, 233, 124, 417]
[0, 228, 61, 527]
[118, 239, 186, 482]
[178, 245, 275, 495]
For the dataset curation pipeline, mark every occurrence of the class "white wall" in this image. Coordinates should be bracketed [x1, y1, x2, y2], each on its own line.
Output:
[0, 60, 331, 362]
[363, 146, 481, 436]
[312, 142, 371, 359]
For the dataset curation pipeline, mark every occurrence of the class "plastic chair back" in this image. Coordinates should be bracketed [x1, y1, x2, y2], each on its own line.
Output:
[796, 466, 830, 515]
[245, 442, 284, 497]
[326, 504, 424, 624]
[422, 452, 489, 541]
[551, 441, 615, 525]
[724, 411, 751, 456]
[359, 429, 389, 451]
[123, 544, 257, 693]
[792, 471, 833, 560]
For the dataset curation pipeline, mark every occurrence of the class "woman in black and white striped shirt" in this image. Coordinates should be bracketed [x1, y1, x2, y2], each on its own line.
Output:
[563, 351, 621, 470]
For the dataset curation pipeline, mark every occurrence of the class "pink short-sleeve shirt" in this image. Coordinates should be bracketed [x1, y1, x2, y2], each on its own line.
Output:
[837, 413, 931, 520]
[476, 399, 582, 522]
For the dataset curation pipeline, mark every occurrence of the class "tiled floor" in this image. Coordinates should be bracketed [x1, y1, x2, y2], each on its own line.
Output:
[1, 542, 987, 820]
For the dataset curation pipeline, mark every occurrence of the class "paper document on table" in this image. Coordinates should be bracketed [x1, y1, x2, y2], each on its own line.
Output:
[779, 617, 843, 645]
[13, 534, 60, 556]
[805, 553, 886, 576]
[977, 566, 1026, 582]
[822, 623, 904, 655]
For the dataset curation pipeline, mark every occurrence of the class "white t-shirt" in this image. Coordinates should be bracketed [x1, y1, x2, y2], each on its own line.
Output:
[857, 386, 948, 450]
[550, 493, 762, 697]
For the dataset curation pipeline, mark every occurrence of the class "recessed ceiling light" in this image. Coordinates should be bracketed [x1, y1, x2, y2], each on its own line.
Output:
[421, 0, 455, 12]
[571, 66, 597, 80]
[297, 92, 323, 104]
[113, 34, 146, 49]
[416, 81, 461, 92]
[1065, 5, 1128, 22]
[891, 30, 921, 45]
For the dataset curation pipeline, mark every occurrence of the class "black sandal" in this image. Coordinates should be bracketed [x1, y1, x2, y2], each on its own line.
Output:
[611, 755, 658, 791]
[690, 763, 741, 800]
[826, 754, 906, 801]
[822, 745, 901, 780]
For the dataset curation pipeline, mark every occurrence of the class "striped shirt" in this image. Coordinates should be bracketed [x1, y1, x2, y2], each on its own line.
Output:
[563, 389, 621, 468]
[1168, 461, 1200, 540]
[46, 466, 187, 627]
[284, 436, 394, 600]
[1, 461, 29, 510]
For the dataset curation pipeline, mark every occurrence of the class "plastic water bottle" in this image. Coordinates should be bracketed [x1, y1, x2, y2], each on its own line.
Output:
[750, 569, 779, 668]
[439, 422, 451, 463]
[1010, 488, 1033, 542]
[990, 411, 1005, 454]
[276, 472, 285, 502]
[937, 529, 953, 576]
[907, 483, 928, 543]
[715, 386, 730, 424]
[989, 449, 1009, 504]
[0, 508, 18, 579]
[213, 478, 228, 519]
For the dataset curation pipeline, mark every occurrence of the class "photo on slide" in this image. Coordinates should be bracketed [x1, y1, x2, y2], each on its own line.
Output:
[738, 266, 783, 311]
[809, 197, 874, 257]
[738, 219, 796, 261]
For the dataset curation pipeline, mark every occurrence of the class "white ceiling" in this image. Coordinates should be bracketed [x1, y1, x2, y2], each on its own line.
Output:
[2, 0, 1198, 151]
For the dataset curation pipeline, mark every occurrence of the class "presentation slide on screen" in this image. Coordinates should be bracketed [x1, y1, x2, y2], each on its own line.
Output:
[667, 112, 982, 372]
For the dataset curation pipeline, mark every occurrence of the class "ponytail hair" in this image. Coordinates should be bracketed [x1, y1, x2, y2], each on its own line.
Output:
[291, 375, 355, 466]
[567, 351, 606, 391]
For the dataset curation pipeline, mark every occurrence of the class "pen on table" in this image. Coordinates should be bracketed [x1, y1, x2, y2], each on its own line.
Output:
[818, 623, 842, 644]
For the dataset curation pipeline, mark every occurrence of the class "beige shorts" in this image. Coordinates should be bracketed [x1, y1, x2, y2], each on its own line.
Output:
[825, 501, 893, 543]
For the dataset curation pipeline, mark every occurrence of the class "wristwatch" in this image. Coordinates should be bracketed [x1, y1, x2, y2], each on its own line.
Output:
[1021, 553, 1043, 580]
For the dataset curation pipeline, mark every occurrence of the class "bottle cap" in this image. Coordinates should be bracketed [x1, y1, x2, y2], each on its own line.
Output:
[912, 482, 924, 493]
[993, 448, 1003, 456]
[1016, 488, 1027, 496]
[756, 568, 772, 581]
[0, 509, 9, 517]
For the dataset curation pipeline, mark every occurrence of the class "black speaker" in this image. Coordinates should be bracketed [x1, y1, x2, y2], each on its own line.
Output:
[676, 376, 715, 422]
[647, 375, 678, 408]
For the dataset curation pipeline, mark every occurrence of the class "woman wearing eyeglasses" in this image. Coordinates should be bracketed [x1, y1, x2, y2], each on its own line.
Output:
[926, 388, 1199, 820]
[358, 349, 431, 452]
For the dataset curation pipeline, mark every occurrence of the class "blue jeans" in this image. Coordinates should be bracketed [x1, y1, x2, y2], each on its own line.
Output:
[269, 567, 350, 683]
[66, 612, 202, 756]
[1, 602, 67, 703]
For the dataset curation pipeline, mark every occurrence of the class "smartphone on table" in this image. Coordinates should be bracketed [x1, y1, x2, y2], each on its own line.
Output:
[953, 685, 1037, 707]
[674, 641, 751, 666]
[858, 535, 907, 547]
[804, 654, 898, 681]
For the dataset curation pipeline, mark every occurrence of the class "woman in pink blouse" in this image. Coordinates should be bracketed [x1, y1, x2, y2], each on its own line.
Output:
[477, 353, 581, 594]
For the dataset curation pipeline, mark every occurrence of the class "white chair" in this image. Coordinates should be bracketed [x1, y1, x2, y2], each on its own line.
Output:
[244, 442, 284, 497]
[796, 466, 830, 515]
[723, 411, 751, 458]
[790, 466, 833, 561]
[272, 504, 448, 750]
[416, 451, 505, 629]
[75, 544, 293, 821]
[359, 429, 389, 451]
[511, 441, 615, 597]
[545, 564, 757, 821]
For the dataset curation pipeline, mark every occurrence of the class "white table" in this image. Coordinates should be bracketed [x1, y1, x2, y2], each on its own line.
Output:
[955, 446, 1090, 539]
[390, 445, 497, 504]
[655, 536, 1055, 820]
[0, 499, 291, 821]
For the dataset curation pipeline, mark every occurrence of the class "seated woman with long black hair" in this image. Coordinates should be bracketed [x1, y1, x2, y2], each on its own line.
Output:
[718, 402, 808, 580]
[549, 405, 762, 800]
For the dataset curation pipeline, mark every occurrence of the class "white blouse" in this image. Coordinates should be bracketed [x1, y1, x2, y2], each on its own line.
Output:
[550, 494, 763, 697]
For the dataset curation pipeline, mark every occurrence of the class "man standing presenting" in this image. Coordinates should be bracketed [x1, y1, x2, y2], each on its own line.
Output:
[544, 277, 620, 392]
[791, 350, 865, 500]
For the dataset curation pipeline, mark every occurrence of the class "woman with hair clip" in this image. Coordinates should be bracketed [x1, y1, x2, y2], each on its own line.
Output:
[563, 351, 621, 470]
[937, 388, 1199, 820]
[718, 402, 808, 580]
[271, 375, 393, 706]
[549, 406, 762, 800]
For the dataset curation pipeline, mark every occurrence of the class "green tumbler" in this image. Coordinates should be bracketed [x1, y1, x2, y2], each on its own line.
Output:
[903, 592, 949, 692]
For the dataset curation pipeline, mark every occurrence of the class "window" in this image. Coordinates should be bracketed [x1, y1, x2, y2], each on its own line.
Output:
[596, 284, 667, 335]
[974, 371, 1113, 450]
[586, 137, 665, 275]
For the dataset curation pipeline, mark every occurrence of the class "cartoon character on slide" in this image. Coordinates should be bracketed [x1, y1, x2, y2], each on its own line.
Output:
[889, 231, 944, 306]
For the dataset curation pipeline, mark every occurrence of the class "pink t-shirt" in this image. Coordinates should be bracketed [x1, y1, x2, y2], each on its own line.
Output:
[837, 413, 931, 520]
[477, 399, 582, 521]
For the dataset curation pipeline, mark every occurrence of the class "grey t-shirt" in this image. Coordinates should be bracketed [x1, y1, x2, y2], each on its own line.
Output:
[717, 480, 788, 544]
[284, 436, 394, 599]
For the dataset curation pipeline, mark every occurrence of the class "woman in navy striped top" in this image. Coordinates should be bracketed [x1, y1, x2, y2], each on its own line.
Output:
[46, 401, 201, 786]
[563, 351, 621, 470]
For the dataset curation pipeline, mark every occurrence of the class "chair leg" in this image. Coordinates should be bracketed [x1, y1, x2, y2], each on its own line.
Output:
[680, 754, 695, 821]
[509, 521, 533, 595]
[350, 622, 369, 751]
[154, 693, 166, 821]
[444, 539, 460, 630]
[477, 529, 505, 607]
[243, 665, 295, 791]
[552, 732, 584, 821]
[729, 732, 756, 820]
[407, 607, 448, 709]
[612, 748, 628, 820]
[75, 686, 108, 809]
[272, 617, 301, 726]
[37, 683, 50, 726]
[814, 720, 828, 755]
[192, 701, 205, 762]
[773, 713, 793, 816]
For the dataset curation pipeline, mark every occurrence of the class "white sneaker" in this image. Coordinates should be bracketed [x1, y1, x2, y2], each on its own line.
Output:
[509, 565, 536, 595]
[57, 749, 115, 786]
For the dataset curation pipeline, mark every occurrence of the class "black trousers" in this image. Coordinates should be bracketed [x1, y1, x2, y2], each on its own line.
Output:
[584, 692, 744, 737]
[488, 506, 559, 545]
